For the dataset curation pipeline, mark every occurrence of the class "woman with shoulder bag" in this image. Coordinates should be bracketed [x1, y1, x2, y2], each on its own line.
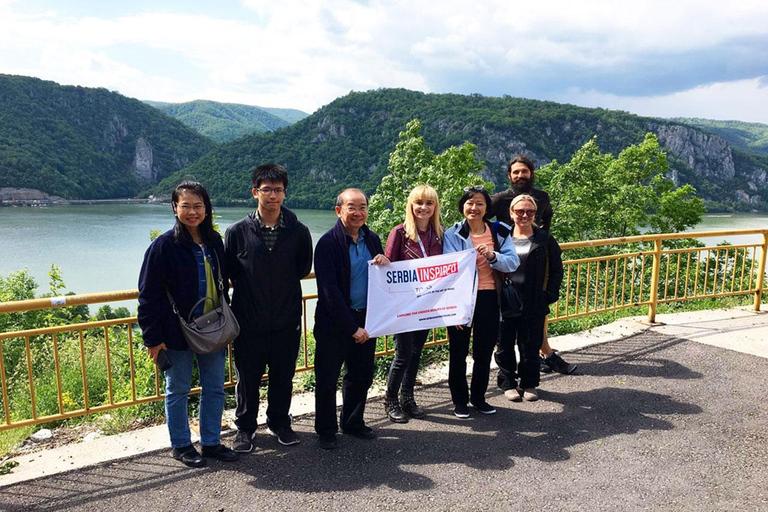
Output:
[443, 186, 520, 418]
[494, 194, 564, 402]
[138, 181, 238, 467]
[383, 185, 444, 423]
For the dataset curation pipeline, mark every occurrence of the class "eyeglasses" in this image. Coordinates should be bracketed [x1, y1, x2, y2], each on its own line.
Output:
[342, 205, 368, 213]
[175, 203, 205, 212]
[256, 187, 285, 195]
[463, 185, 485, 192]
[512, 209, 535, 217]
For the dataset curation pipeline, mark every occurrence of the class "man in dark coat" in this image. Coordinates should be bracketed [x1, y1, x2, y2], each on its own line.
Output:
[225, 164, 313, 452]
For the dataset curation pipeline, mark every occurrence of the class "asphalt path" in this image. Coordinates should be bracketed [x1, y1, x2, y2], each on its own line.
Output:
[1, 330, 766, 511]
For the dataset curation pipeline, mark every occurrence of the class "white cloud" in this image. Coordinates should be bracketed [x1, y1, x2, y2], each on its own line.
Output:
[0, 0, 766, 119]
[552, 77, 768, 123]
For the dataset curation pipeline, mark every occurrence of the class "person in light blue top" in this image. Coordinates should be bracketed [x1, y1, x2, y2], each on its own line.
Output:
[443, 185, 520, 418]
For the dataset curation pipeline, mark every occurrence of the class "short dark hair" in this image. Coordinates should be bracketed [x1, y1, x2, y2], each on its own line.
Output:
[507, 154, 535, 174]
[458, 187, 493, 219]
[251, 163, 288, 189]
[171, 181, 219, 245]
[336, 188, 368, 207]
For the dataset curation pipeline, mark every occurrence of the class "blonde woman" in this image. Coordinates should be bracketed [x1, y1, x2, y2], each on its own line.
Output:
[494, 194, 564, 402]
[383, 185, 444, 422]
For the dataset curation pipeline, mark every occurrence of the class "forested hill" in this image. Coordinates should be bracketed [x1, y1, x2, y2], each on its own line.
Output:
[671, 118, 768, 157]
[146, 100, 309, 142]
[0, 74, 214, 200]
[155, 88, 768, 211]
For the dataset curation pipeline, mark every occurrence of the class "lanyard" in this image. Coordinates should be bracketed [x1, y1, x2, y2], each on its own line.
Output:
[416, 228, 429, 258]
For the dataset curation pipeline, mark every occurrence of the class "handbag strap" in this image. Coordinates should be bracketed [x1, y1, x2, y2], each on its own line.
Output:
[165, 246, 225, 316]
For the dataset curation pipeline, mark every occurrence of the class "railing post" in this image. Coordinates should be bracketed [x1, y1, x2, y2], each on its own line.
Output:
[648, 239, 662, 323]
[754, 232, 768, 312]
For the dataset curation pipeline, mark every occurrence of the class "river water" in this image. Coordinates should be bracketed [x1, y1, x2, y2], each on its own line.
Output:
[0, 205, 765, 308]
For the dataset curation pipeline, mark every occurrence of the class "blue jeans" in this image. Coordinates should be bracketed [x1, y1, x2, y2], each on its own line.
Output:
[164, 348, 226, 448]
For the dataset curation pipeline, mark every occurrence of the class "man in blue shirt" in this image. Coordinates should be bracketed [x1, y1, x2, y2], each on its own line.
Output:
[313, 188, 390, 450]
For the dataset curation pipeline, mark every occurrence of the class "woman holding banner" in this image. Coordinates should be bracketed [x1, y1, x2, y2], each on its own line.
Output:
[383, 185, 444, 423]
[443, 186, 519, 418]
[495, 194, 564, 402]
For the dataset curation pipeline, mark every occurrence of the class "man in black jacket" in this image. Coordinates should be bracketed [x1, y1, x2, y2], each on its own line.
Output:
[313, 188, 390, 450]
[490, 155, 577, 375]
[225, 164, 313, 452]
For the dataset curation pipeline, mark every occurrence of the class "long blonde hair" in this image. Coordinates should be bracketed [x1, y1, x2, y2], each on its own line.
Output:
[404, 185, 443, 243]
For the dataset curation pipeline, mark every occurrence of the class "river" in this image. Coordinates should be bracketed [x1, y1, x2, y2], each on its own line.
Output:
[0, 205, 765, 307]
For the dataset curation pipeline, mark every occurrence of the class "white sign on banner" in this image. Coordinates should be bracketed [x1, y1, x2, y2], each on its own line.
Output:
[364, 249, 478, 338]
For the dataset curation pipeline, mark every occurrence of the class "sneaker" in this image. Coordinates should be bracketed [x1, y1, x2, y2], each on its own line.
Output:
[523, 388, 539, 401]
[318, 434, 338, 450]
[544, 352, 578, 375]
[201, 443, 239, 461]
[232, 430, 254, 453]
[268, 425, 301, 446]
[471, 401, 497, 415]
[171, 445, 206, 468]
[342, 425, 377, 440]
[504, 388, 523, 402]
[453, 404, 470, 418]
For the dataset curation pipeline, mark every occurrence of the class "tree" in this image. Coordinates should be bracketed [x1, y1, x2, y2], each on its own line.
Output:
[536, 133, 705, 244]
[368, 119, 492, 237]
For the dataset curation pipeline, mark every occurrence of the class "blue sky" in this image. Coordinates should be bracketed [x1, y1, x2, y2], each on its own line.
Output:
[1, 0, 767, 122]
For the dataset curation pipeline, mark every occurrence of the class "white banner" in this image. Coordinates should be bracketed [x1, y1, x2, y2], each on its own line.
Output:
[364, 249, 478, 338]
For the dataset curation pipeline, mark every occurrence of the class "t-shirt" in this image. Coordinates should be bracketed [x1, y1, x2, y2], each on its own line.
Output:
[470, 229, 496, 290]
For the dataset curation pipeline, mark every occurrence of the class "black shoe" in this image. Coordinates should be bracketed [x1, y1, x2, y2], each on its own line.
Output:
[342, 426, 377, 440]
[400, 395, 426, 419]
[453, 404, 470, 418]
[545, 352, 578, 375]
[268, 426, 301, 446]
[171, 445, 206, 468]
[318, 434, 338, 450]
[471, 401, 497, 415]
[385, 398, 409, 423]
[201, 443, 239, 461]
[540, 355, 553, 373]
[232, 430, 254, 453]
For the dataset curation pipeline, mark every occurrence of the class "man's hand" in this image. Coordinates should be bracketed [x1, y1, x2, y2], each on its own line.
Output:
[147, 342, 168, 363]
[352, 327, 370, 344]
[371, 254, 390, 265]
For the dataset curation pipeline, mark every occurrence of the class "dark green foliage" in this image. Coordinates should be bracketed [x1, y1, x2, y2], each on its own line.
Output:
[154, 89, 764, 211]
[150, 100, 304, 142]
[0, 74, 214, 199]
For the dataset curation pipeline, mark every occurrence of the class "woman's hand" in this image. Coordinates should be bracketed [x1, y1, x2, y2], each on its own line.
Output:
[372, 254, 390, 265]
[476, 244, 495, 261]
[147, 343, 168, 363]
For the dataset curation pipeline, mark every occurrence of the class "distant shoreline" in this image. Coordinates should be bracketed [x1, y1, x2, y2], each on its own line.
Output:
[1, 198, 151, 207]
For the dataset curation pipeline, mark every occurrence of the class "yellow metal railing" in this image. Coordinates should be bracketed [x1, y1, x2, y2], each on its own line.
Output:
[0, 229, 766, 431]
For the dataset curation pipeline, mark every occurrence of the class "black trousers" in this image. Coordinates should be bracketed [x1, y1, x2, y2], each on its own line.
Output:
[386, 329, 429, 400]
[314, 309, 376, 436]
[233, 324, 301, 433]
[447, 290, 500, 406]
[495, 314, 546, 390]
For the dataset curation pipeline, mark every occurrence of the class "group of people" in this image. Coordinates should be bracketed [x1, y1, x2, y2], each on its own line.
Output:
[137, 156, 576, 467]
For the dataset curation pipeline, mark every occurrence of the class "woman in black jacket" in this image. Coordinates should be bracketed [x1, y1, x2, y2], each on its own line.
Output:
[138, 181, 238, 468]
[494, 194, 564, 402]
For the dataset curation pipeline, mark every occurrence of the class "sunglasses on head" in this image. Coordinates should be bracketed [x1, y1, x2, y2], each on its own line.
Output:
[463, 185, 485, 192]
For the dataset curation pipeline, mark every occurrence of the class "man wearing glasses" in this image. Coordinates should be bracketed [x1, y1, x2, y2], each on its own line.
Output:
[313, 188, 390, 450]
[225, 163, 313, 452]
[489, 155, 577, 375]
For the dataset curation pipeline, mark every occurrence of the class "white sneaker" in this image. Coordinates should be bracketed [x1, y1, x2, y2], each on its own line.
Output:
[523, 388, 539, 401]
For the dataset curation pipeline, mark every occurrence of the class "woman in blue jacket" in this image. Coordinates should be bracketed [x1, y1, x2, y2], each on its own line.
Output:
[138, 181, 238, 468]
[443, 186, 519, 418]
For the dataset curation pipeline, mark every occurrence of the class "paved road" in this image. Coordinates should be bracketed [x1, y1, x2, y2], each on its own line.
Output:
[1, 326, 766, 511]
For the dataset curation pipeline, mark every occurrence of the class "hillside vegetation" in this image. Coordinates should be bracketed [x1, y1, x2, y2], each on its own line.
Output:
[148, 100, 308, 142]
[0, 75, 213, 199]
[155, 89, 768, 211]
[672, 118, 768, 156]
